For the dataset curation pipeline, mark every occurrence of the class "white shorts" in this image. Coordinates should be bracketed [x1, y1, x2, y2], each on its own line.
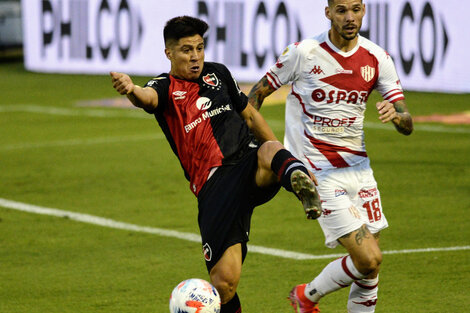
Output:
[315, 159, 388, 248]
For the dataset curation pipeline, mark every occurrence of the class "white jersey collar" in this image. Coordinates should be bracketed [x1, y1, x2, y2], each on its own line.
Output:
[323, 31, 362, 57]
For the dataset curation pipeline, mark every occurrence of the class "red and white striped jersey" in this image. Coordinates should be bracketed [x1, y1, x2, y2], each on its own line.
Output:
[267, 31, 405, 171]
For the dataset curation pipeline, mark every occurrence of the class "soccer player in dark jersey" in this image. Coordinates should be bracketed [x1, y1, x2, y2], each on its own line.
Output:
[110, 16, 321, 313]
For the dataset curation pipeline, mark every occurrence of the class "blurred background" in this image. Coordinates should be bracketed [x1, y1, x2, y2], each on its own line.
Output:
[3, 0, 469, 92]
[0, 0, 21, 60]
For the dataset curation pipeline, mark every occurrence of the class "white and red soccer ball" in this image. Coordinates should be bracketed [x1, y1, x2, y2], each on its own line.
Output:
[169, 278, 221, 313]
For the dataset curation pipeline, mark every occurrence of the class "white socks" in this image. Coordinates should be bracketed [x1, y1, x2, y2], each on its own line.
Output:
[304, 256, 365, 302]
[347, 277, 379, 313]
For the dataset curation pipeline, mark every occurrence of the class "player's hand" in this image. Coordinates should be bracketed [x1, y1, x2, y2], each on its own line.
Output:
[110, 71, 135, 95]
[376, 100, 397, 124]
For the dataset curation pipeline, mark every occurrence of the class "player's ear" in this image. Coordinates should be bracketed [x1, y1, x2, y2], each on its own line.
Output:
[325, 6, 332, 21]
[165, 48, 172, 60]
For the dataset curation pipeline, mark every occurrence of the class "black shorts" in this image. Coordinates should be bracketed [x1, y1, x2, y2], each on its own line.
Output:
[197, 147, 280, 272]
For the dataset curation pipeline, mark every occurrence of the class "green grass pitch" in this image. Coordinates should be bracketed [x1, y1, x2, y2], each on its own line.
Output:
[0, 62, 469, 312]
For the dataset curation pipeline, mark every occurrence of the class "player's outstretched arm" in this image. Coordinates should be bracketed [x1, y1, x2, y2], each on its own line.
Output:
[110, 72, 158, 111]
[376, 99, 413, 135]
[247, 75, 277, 111]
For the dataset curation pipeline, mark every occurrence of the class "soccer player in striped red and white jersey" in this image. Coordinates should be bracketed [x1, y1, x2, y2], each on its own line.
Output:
[249, 0, 413, 312]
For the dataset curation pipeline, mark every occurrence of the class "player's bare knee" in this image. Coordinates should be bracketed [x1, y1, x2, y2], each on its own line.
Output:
[256, 141, 284, 185]
[258, 140, 283, 163]
[210, 269, 238, 304]
[355, 250, 382, 275]
[212, 279, 236, 304]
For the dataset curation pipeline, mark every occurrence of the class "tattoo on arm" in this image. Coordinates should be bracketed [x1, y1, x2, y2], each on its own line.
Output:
[392, 100, 413, 135]
[247, 76, 276, 111]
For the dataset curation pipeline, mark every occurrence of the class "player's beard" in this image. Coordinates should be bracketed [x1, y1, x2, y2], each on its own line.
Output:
[340, 23, 361, 41]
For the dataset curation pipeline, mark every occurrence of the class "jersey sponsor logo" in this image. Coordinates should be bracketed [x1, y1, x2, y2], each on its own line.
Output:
[311, 126, 345, 133]
[312, 115, 356, 127]
[202, 73, 220, 88]
[311, 88, 369, 105]
[201, 104, 231, 120]
[361, 65, 375, 82]
[310, 65, 325, 75]
[196, 97, 212, 110]
[203, 243, 212, 261]
[358, 187, 378, 199]
[172, 90, 187, 100]
[335, 189, 347, 197]
[185, 118, 203, 133]
[184, 104, 232, 133]
[310, 115, 357, 133]
[336, 68, 353, 74]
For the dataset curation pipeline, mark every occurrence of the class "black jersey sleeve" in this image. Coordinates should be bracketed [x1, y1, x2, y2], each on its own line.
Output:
[143, 74, 170, 114]
[216, 63, 248, 113]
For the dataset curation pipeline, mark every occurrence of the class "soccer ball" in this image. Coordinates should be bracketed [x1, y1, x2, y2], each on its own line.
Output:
[169, 278, 221, 313]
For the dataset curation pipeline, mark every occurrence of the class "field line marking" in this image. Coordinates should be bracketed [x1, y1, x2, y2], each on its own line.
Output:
[2, 104, 469, 134]
[363, 121, 470, 134]
[1, 197, 469, 260]
[0, 197, 201, 243]
[0, 104, 149, 119]
[0, 133, 165, 151]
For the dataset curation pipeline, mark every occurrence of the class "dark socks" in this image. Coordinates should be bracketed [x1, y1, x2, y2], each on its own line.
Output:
[221, 293, 241, 313]
[271, 149, 309, 192]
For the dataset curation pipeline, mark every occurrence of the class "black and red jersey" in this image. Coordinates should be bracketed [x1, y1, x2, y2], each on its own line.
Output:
[144, 62, 254, 196]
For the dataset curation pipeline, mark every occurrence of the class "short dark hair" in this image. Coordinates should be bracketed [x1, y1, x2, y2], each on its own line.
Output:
[328, 0, 362, 6]
[163, 16, 209, 47]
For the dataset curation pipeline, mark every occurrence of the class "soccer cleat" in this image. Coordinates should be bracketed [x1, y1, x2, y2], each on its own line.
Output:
[290, 170, 322, 219]
[288, 284, 320, 313]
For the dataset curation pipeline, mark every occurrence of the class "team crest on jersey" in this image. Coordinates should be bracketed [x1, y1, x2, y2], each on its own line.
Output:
[203, 243, 212, 261]
[203, 73, 220, 89]
[361, 65, 375, 82]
